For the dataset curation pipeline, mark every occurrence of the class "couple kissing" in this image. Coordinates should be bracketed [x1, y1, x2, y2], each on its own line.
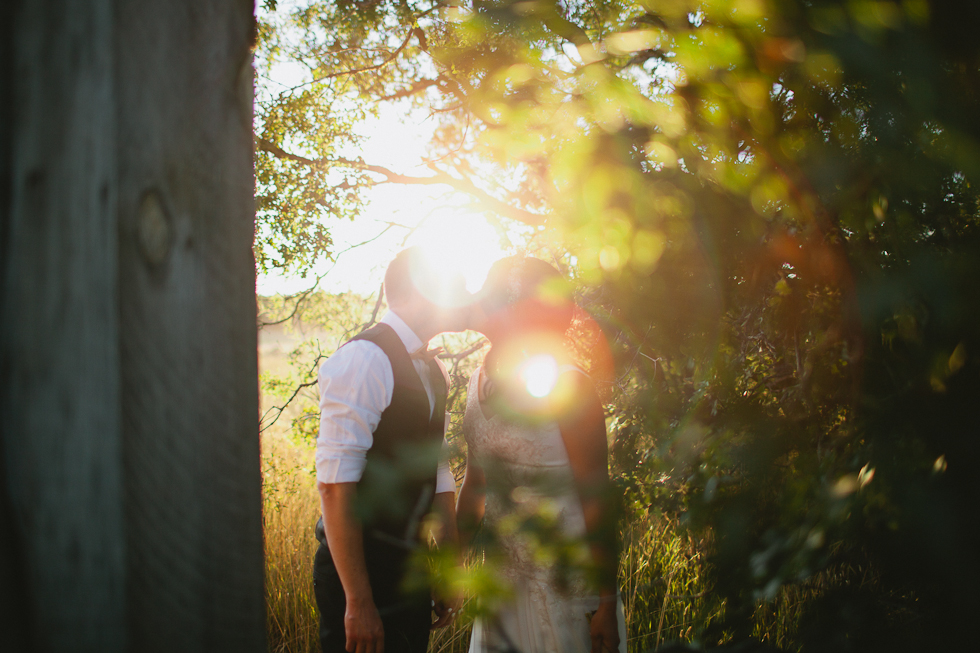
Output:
[314, 248, 625, 653]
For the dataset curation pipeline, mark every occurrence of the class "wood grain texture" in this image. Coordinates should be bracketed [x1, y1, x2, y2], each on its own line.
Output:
[1, 1, 264, 650]
[0, 1, 36, 651]
[115, 1, 265, 651]
[0, 1, 124, 650]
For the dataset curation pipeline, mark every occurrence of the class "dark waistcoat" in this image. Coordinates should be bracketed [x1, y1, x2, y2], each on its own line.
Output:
[350, 323, 447, 550]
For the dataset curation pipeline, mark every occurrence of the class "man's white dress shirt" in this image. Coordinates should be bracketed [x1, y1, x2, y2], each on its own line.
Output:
[316, 311, 456, 494]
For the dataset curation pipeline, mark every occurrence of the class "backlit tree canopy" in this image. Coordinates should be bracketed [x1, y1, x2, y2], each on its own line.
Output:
[256, 0, 980, 648]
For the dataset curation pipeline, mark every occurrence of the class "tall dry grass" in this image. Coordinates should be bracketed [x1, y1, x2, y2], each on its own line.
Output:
[262, 432, 477, 653]
[262, 433, 858, 653]
[263, 434, 321, 653]
[620, 516, 724, 651]
[262, 431, 721, 653]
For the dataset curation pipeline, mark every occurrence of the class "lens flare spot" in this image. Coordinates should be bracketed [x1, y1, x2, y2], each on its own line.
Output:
[407, 210, 507, 298]
[519, 354, 560, 398]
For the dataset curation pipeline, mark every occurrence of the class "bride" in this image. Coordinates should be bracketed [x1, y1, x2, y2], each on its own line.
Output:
[456, 256, 625, 653]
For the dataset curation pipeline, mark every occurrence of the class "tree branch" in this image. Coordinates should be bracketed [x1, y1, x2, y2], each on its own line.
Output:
[257, 224, 396, 329]
[258, 272, 326, 328]
[358, 283, 386, 332]
[259, 345, 327, 434]
[303, 7, 437, 86]
[378, 78, 440, 102]
[259, 377, 319, 433]
[440, 339, 487, 362]
[311, 29, 414, 83]
[255, 138, 546, 226]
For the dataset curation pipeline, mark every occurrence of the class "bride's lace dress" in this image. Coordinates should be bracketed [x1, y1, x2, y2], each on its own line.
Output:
[464, 367, 626, 653]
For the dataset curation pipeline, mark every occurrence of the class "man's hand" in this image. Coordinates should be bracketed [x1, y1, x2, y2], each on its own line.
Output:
[344, 597, 384, 653]
[430, 591, 461, 629]
[589, 600, 620, 653]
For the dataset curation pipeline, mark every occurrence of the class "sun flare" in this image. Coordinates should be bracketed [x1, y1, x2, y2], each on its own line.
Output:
[406, 209, 507, 297]
[518, 354, 560, 398]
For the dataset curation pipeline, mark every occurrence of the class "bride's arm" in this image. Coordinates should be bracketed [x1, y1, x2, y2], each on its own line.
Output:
[455, 447, 486, 551]
[558, 372, 621, 653]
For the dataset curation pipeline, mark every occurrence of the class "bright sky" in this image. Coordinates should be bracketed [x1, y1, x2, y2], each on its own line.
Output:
[253, 1, 532, 298]
[255, 102, 516, 298]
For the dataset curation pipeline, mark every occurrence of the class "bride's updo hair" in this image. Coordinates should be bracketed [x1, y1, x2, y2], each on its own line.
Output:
[479, 256, 573, 336]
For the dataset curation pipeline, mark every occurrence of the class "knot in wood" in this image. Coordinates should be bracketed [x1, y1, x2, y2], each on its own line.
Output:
[136, 190, 172, 266]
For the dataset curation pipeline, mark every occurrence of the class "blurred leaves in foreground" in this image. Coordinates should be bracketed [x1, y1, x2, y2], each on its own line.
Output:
[256, 0, 980, 649]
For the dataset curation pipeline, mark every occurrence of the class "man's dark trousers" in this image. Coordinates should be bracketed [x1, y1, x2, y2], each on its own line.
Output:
[313, 539, 430, 652]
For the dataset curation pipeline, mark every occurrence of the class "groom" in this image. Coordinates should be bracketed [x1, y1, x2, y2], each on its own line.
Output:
[314, 247, 465, 653]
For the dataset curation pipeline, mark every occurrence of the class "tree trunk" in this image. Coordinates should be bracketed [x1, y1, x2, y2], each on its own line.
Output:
[0, 1, 264, 651]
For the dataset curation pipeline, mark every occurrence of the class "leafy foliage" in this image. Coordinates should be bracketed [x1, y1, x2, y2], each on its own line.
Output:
[256, 0, 980, 649]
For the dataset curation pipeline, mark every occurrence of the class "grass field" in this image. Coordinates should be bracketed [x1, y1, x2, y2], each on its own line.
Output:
[261, 428, 891, 653]
[263, 431, 728, 653]
[257, 311, 866, 653]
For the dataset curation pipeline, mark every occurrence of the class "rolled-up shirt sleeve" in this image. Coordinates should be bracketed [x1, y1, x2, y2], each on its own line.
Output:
[316, 341, 392, 484]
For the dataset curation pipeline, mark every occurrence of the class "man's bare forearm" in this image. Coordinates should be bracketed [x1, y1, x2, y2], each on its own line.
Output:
[319, 481, 385, 650]
[319, 481, 373, 601]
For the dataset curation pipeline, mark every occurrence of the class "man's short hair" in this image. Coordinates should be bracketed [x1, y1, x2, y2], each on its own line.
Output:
[383, 247, 426, 306]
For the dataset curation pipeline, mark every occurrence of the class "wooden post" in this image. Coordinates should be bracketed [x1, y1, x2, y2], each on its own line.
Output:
[0, 1, 264, 650]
